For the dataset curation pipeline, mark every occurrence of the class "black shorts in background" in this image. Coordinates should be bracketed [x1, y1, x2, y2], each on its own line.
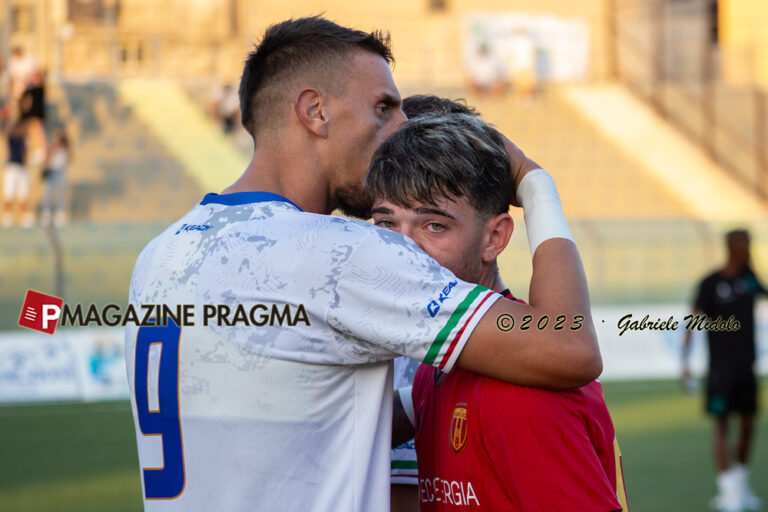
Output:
[706, 367, 757, 416]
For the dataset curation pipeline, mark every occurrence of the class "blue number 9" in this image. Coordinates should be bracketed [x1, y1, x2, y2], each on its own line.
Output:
[134, 320, 185, 499]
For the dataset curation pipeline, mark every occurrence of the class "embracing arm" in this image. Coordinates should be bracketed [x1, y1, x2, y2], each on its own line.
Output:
[456, 138, 600, 389]
[392, 388, 415, 448]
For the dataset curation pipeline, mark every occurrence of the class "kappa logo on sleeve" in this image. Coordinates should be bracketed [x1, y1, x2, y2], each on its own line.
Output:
[175, 223, 213, 235]
[18, 290, 64, 334]
[426, 280, 458, 317]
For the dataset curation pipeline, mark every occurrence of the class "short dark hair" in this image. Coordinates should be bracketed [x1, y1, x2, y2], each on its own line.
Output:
[726, 229, 750, 244]
[401, 95, 480, 119]
[364, 114, 511, 220]
[239, 16, 393, 139]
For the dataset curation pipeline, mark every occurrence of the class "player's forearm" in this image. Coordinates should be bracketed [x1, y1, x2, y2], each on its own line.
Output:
[458, 240, 600, 389]
[392, 389, 415, 447]
[681, 307, 698, 366]
[458, 307, 600, 388]
[528, 238, 592, 321]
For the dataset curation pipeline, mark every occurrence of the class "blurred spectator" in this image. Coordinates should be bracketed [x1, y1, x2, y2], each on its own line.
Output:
[40, 129, 71, 227]
[208, 83, 241, 134]
[503, 28, 538, 104]
[0, 55, 10, 130]
[219, 84, 240, 134]
[19, 69, 47, 167]
[2, 118, 33, 228]
[8, 46, 39, 103]
[466, 43, 506, 96]
[208, 83, 225, 124]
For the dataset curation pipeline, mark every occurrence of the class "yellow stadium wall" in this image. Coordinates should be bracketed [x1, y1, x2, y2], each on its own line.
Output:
[4, 0, 607, 85]
[720, 0, 768, 87]
[234, 0, 608, 88]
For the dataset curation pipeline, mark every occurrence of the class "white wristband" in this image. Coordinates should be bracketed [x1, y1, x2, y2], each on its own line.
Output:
[515, 168, 574, 257]
[398, 386, 416, 427]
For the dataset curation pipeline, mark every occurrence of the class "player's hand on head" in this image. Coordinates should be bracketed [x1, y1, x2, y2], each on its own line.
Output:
[501, 134, 541, 207]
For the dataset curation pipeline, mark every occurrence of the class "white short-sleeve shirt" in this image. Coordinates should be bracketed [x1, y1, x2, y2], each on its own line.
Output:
[125, 192, 500, 511]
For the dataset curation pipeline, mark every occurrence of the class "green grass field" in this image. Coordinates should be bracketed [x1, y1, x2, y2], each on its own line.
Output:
[0, 379, 766, 512]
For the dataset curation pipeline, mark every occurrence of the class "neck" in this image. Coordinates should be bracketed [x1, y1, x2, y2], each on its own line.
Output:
[722, 260, 746, 278]
[478, 262, 507, 294]
[221, 138, 333, 214]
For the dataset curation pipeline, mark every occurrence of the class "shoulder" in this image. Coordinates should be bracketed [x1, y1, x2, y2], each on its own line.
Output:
[701, 270, 722, 286]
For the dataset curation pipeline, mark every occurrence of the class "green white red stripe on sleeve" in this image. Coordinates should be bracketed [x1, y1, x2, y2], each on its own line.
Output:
[422, 286, 501, 372]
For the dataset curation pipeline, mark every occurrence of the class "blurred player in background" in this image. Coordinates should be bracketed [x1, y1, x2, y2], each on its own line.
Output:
[368, 111, 627, 511]
[682, 229, 767, 512]
[40, 128, 72, 227]
[125, 16, 601, 511]
[2, 117, 33, 228]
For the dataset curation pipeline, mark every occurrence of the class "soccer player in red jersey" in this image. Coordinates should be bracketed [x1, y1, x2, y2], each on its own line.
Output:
[365, 100, 629, 512]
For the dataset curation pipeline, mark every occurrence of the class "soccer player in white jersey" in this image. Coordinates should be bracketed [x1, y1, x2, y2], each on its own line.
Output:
[125, 16, 601, 512]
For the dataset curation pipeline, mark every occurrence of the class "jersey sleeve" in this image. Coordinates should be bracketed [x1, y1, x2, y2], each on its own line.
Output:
[327, 228, 500, 372]
[391, 439, 418, 484]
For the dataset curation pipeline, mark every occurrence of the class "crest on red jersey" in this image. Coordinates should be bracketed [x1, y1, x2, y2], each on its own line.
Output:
[449, 403, 468, 454]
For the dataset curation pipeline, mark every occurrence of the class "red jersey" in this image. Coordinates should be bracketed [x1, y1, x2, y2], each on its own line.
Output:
[412, 295, 628, 511]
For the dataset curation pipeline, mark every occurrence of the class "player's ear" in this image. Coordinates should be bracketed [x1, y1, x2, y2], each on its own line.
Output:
[294, 88, 329, 138]
[482, 213, 513, 263]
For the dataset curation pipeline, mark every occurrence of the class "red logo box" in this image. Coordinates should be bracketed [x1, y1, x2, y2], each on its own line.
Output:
[18, 290, 64, 334]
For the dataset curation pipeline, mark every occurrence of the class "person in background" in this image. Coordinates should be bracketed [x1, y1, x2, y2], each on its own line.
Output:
[2, 117, 33, 228]
[41, 128, 71, 227]
[682, 229, 766, 512]
[8, 46, 38, 104]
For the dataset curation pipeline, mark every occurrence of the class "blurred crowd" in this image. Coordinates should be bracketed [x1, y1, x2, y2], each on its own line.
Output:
[207, 82, 252, 153]
[466, 27, 539, 103]
[1, 46, 71, 228]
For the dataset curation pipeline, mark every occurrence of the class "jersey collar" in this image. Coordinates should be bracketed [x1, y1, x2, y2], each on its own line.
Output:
[200, 191, 303, 211]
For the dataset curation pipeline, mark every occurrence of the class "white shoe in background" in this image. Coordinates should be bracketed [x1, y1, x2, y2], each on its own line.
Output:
[716, 468, 745, 512]
[733, 464, 762, 511]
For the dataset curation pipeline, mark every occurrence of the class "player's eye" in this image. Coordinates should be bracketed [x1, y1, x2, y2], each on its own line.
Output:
[376, 104, 389, 115]
[426, 222, 445, 232]
[374, 219, 395, 228]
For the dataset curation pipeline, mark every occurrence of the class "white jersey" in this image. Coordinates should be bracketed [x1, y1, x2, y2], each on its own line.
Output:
[391, 357, 420, 485]
[125, 192, 500, 512]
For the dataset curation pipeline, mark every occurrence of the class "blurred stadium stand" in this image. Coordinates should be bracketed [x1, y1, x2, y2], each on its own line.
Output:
[0, 0, 766, 326]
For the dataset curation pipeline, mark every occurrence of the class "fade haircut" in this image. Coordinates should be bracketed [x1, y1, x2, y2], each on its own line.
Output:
[401, 94, 480, 119]
[239, 16, 393, 139]
[726, 229, 749, 243]
[365, 114, 511, 220]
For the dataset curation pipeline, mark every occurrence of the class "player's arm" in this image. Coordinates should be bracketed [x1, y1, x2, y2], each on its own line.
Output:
[681, 306, 701, 390]
[391, 485, 419, 512]
[457, 138, 601, 388]
[757, 276, 768, 296]
[681, 279, 708, 390]
[392, 387, 415, 448]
